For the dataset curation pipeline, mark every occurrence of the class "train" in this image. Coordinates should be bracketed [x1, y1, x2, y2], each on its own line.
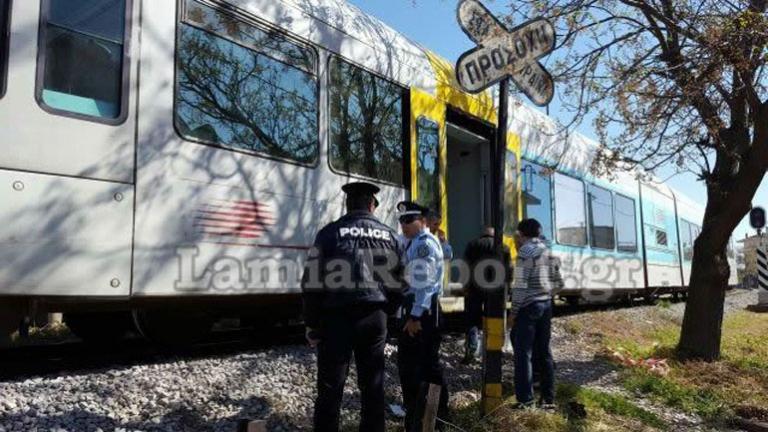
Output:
[0, 0, 737, 344]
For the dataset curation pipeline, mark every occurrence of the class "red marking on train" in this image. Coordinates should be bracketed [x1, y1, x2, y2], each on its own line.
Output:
[194, 200, 275, 240]
[200, 240, 311, 250]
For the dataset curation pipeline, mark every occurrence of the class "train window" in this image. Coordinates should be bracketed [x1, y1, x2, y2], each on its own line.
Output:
[175, 0, 318, 164]
[37, 0, 130, 122]
[416, 117, 440, 212]
[0, 0, 10, 98]
[554, 173, 587, 246]
[681, 220, 694, 261]
[522, 161, 553, 240]
[614, 194, 637, 252]
[503, 151, 518, 235]
[329, 56, 408, 185]
[588, 184, 615, 249]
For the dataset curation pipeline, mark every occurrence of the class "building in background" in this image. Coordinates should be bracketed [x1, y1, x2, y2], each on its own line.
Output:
[738, 234, 765, 289]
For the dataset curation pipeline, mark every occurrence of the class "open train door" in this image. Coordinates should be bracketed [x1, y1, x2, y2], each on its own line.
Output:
[410, 88, 458, 308]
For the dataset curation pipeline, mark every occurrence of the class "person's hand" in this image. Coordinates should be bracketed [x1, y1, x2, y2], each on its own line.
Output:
[305, 327, 320, 348]
[437, 229, 447, 243]
[403, 318, 422, 337]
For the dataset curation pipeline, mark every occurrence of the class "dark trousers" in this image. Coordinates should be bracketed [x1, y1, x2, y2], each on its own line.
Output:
[314, 306, 387, 432]
[464, 290, 483, 357]
[398, 296, 449, 431]
[513, 300, 555, 405]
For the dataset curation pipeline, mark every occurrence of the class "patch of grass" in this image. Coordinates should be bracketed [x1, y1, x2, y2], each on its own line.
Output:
[621, 369, 729, 420]
[563, 319, 584, 336]
[450, 383, 664, 431]
[657, 299, 672, 309]
[580, 306, 768, 425]
[558, 383, 666, 429]
[720, 311, 768, 370]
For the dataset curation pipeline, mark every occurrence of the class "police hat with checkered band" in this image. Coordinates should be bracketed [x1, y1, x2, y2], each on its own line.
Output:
[396, 201, 429, 218]
[342, 181, 380, 207]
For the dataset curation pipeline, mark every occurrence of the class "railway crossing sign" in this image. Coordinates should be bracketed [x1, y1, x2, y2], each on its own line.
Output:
[757, 240, 768, 305]
[455, 0, 555, 106]
[454, 0, 557, 416]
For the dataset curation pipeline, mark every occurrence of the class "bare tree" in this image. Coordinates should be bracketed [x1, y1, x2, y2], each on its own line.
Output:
[503, 0, 768, 360]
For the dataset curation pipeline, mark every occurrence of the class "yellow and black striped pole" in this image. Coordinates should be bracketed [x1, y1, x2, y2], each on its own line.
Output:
[482, 78, 509, 414]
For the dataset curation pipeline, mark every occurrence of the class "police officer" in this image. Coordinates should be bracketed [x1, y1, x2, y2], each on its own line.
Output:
[301, 182, 404, 432]
[397, 201, 449, 431]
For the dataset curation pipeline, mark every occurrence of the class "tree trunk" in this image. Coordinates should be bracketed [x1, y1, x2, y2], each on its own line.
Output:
[677, 240, 730, 361]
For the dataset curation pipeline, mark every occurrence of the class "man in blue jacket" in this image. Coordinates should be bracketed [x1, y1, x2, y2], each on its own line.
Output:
[301, 182, 404, 432]
[397, 201, 449, 431]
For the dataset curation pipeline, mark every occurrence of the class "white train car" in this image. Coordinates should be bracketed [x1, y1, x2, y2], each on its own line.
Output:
[0, 0, 737, 343]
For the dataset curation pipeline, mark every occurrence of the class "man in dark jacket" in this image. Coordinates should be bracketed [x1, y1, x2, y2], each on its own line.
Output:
[462, 226, 512, 363]
[301, 182, 404, 432]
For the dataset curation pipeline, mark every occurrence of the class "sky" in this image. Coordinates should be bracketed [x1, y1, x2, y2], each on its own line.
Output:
[348, 0, 768, 243]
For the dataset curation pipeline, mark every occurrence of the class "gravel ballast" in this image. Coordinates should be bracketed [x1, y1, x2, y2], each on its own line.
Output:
[0, 289, 759, 431]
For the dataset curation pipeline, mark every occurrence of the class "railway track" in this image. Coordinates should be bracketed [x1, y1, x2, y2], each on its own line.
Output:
[0, 293, 692, 380]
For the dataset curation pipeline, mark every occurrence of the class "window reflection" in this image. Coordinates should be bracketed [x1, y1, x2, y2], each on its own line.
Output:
[0, 0, 10, 97]
[329, 57, 407, 185]
[176, 0, 318, 164]
[503, 152, 518, 235]
[554, 173, 587, 246]
[588, 185, 615, 249]
[416, 117, 440, 212]
[615, 194, 637, 252]
[522, 161, 553, 240]
[39, 0, 127, 119]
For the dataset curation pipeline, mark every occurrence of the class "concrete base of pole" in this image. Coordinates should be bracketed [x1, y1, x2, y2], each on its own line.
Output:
[236, 420, 266, 432]
[747, 290, 768, 313]
[759, 289, 768, 305]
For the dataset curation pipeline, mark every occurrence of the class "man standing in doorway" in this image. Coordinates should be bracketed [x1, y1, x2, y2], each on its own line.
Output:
[397, 201, 449, 431]
[427, 211, 453, 261]
[301, 182, 404, 432]
[462, 226, 512, 364]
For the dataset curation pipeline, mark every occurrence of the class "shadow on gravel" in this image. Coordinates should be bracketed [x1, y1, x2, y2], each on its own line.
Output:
[553, 359, 618, 387]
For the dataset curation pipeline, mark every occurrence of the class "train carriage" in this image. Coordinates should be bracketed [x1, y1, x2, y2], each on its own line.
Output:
[0, 0, 737, 344]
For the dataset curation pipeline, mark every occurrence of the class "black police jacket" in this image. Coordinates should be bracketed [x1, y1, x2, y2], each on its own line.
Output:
[301, 210, 405, 328]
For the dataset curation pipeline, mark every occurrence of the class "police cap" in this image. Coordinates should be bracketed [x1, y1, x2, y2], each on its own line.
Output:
[342, 181, 380, 207]
[397, 201, 429, 217]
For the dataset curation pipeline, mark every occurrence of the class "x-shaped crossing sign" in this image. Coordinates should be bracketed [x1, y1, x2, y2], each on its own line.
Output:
[455, 0, 556, 106]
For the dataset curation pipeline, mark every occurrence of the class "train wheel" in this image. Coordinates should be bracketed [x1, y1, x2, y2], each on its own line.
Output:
[132, 308, 214, 346]
[64, 312, 134, 344]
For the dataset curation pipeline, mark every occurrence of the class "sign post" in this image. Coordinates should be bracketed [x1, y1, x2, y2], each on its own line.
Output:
[756, 242, 768, 306]
[455, 0, 555, 414]
[750, 207, 768, 309]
